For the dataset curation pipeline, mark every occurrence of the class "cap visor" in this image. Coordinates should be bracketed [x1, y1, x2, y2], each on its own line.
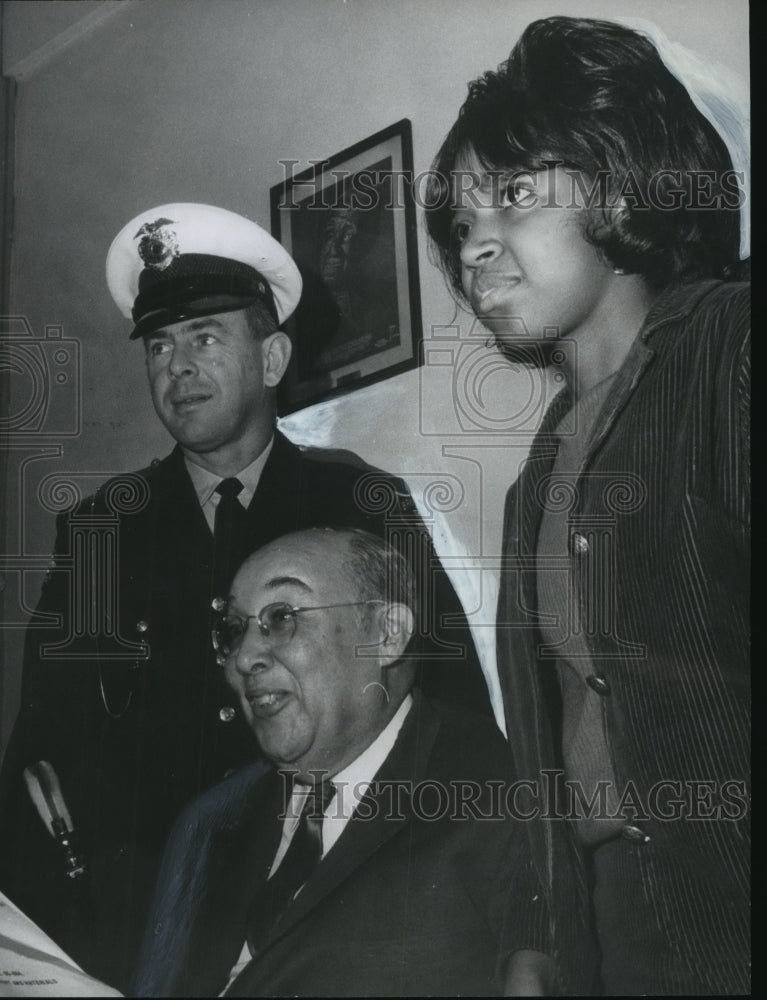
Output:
[129, 294, 262, 339]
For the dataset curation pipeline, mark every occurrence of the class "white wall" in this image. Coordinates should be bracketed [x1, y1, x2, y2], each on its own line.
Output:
[0, 0, 749, 743]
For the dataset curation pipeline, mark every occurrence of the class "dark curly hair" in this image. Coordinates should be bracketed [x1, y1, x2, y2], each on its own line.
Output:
[426, 16, 743, 295]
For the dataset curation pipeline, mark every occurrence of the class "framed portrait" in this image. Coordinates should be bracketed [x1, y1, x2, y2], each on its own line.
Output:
[270, 118, 423, 414]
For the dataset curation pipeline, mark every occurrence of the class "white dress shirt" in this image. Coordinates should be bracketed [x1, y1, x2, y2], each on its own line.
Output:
[223, 694, 414, 990]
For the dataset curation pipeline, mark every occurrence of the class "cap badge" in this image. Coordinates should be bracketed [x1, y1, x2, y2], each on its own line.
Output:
[134, 218, 179, 271]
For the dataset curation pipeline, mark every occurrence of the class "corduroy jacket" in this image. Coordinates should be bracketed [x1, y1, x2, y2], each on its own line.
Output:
[497, 280, 750, 994]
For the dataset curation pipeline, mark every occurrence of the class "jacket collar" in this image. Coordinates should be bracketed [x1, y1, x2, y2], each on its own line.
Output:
[527, 280, 726, 474]
[636, 279, 724, 343]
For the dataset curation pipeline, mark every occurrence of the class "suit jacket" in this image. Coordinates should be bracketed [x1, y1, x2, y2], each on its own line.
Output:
[0, 431, 488, 990]
[133, 694, 550, 998]
[497, 281, 750, 993]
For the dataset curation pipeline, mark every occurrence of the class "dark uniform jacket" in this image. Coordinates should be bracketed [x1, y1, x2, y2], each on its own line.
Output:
[0, 431, 488, 990]
[497, 280, 750, 993]
[132, 693, 550, 998]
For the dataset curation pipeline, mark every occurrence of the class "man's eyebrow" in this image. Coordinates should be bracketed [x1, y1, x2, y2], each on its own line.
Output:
[181, 318, 226, 332]
[265, 575, 313, 593]
[150, 317, 225, 338]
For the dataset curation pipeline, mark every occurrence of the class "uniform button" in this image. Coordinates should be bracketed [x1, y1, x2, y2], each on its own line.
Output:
[135, 620, 149, 633]
[219, 706, 236, 723]
[572, 532, 589, 555]
[586, 675, 611, 696]
[211, 596, 226, 612]
[621, 824, 650, 844]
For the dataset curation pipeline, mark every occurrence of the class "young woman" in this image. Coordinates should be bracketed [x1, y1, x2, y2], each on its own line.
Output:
[427, 16, 749, 996]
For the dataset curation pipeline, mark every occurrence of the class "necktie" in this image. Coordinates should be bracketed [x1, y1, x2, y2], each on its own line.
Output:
[246, 780, 335, 957]
[212, 477, 249, 590]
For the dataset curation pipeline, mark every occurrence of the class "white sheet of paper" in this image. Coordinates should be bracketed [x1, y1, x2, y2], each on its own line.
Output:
[0, 892, 122, 997]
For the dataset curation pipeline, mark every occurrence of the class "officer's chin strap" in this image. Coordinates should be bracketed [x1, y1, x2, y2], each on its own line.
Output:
[23, 761, 87, 879]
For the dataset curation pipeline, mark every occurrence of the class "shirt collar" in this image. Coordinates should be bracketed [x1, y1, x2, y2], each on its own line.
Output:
[282, 693, 414, 840]
[331, 693, 413, 796]
[183, 436, 274, 509]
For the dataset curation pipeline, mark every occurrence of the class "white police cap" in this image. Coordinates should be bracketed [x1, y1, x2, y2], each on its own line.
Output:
[106, 203, 302, 338]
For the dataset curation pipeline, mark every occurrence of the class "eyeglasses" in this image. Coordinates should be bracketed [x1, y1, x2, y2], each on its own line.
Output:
[211, 600, 386, 658]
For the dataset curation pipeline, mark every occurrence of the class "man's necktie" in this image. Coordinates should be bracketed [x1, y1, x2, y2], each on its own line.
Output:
[246, 780, 336, 957]
[212, 477, 249, 590]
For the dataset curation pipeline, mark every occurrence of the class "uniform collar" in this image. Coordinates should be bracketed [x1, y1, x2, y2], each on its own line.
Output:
[183, 437, 274, 508]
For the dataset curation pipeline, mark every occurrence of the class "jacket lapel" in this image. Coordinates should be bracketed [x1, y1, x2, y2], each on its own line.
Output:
[187, 768, 285, 994]
[245, 693, 441, 958]
[498, 392, 571, 895]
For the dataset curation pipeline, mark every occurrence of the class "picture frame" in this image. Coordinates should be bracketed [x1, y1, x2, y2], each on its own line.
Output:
[270, 118, 423, 414]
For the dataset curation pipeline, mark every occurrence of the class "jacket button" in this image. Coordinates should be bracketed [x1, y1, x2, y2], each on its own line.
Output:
[572, 532, 589, 555]
[621, 824, 650, 844]
[219, 706, 236, 723]
[586, 675, 610, 696]
[135, 620, 149, 633]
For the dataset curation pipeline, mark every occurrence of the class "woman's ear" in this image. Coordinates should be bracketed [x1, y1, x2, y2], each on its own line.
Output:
[614, 195, 631, 226]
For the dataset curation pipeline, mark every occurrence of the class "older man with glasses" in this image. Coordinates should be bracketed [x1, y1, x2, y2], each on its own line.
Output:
[133, 527, 555, 998]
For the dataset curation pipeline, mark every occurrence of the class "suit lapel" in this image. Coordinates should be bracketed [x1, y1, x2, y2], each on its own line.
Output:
[257, 693, 441, 948]
[188, 768, 285, 993]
